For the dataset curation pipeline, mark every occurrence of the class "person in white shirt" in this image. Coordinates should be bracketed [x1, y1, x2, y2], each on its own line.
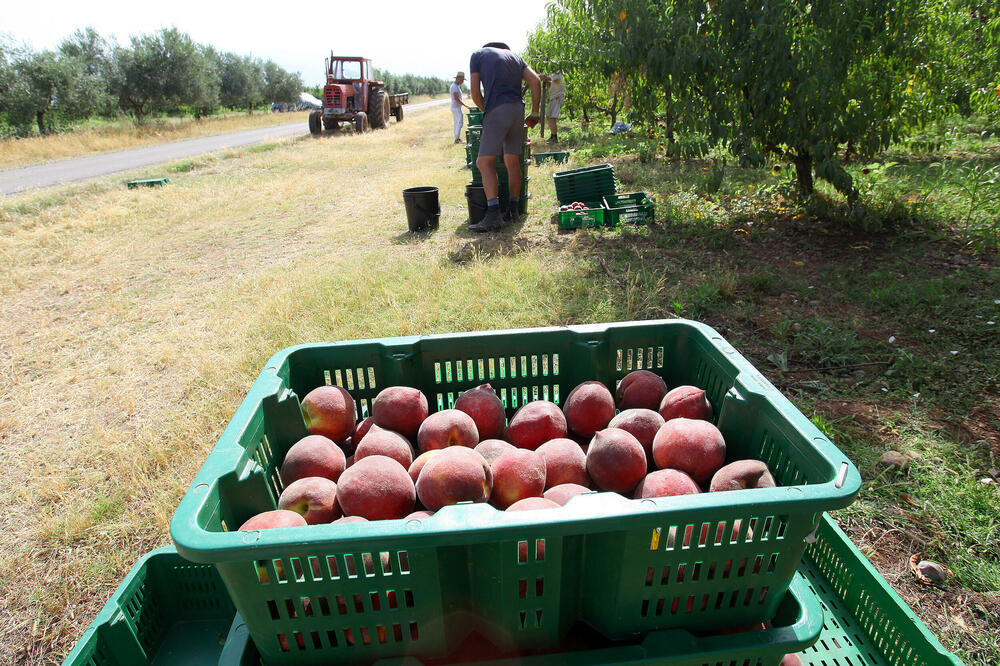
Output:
[450, 72, 470, 143]
[540, 71, 565, 144]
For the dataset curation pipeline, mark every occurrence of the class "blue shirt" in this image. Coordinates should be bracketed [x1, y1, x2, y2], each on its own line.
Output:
[470, 47, 526, 113]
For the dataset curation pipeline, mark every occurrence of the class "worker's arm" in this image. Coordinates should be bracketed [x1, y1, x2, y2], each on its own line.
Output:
[470, 73, 485, 111]
[452, 90, 467, 108]
[523, 66, 542, 123]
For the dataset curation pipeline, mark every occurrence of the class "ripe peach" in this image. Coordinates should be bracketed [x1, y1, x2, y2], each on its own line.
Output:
[372, 386, 429, 440]
[586, 428, 647, 494]
[651, 418, 726, 484]
[355, 425, 414, 469]
[658, 385, 713, 421]
[333, 515, 367, 524]
[301, 385, 356, 443]
[506, 497, 560, 511]
[336, 455, 415, 521]
[407, 449, 441, 484]
[543, 483, 591, 506]
[454, 384, 506, 440]
[278, 477, 341, 524]
[490, 448, 546, 509]
[607, 408, 665, 461]
[710, 460, 776, 492]
[634, 469, 701, 499]
[536, 438, 589, 488]
[616, 370, 668, 411]
[280, 435, 346, 485]
[562, 381, 616, 438]
[239, 509, 307, 531]
[417, 408, 479, 452]
[780, 655, 804, 666]
[474, 439, 516, 465]
[416, 446, 492, 511]
[506, 401, 567, 450]
[351, 416, 375, 453]
[405, 510, 434, 519]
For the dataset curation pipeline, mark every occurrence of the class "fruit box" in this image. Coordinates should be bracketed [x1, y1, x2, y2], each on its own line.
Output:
[558, 201, 605, 229]
[170, 320, 861, 665]
[603, 191, 656, 226]
[62, 547, 236, 665]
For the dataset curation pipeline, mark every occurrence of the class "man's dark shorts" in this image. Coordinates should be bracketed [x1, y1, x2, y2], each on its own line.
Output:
[478, 101, 525, 157]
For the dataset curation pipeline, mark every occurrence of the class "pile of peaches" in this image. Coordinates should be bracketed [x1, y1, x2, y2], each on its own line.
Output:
[238, 370, 777, 530]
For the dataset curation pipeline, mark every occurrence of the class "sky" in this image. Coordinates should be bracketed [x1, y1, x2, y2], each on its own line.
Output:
[3, 0, 552, 86]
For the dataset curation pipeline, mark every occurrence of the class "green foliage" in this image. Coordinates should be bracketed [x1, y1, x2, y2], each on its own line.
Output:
[263, 61, 302, 104]
[218, 52, 265, 112]
[372, 69, 449, 96]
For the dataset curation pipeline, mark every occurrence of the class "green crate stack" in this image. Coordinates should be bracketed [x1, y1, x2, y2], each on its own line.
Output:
[558, 201, 605, 229]
[170, 320, 865, 665]
[468, 109, 484, 125]
[553, 163, 617, 205]
[467, 178, 531, 215]
[603, 192, 656, 226]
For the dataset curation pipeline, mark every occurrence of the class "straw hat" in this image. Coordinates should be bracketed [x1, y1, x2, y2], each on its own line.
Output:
[456, 71, 465, 78]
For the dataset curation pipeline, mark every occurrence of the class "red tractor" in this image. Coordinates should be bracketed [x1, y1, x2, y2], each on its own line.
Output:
[309, 54, 408, 134]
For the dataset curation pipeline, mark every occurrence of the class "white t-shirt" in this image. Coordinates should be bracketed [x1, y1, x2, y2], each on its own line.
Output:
[450, 82, 464, 109]
[548, 72, 566, 99]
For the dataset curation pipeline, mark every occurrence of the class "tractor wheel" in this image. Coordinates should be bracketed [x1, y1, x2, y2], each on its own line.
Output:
[308, 110, 322, 135]
[393, 104, 404, 122]
[355, 112, 369, 133]
[368, 88, 389, 129]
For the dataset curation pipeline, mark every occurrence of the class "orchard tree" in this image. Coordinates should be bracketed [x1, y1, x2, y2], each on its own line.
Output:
[263, 60, 302, 104]
[109, 28, 215, 123]
[59, 27, 115, 117]
[6, 50, 94, 135]
[219, 52, 264, 112]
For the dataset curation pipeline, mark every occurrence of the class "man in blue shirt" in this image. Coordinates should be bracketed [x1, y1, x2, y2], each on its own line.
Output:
[468, 42, 541, 232]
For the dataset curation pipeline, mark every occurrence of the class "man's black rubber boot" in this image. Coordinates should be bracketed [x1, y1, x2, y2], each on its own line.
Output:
[504, 202, 520, 224]
[470, 207, 504, 232]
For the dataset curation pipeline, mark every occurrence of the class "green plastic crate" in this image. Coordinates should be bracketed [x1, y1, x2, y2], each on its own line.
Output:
[171, 320, 861, 665]
[797, 514, 964, 666]
[126, 177, 169, 189]
[467, 109, 484, 125]
[558, 201, 605, 229]
[603, 192, 656, 226]
[553, 164, 617, 205]
[62, 547, 235, 665]
[219, 574, 822, 665]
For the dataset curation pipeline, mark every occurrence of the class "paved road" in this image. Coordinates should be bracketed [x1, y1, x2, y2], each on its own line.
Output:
[1, 98, 449, 195]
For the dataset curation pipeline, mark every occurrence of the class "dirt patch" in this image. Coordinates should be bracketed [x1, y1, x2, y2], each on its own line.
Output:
[816, 399, 884, 431]
[945, 398, 1000, 458]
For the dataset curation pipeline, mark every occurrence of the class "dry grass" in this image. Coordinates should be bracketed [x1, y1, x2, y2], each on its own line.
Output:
[0, 103, 583, 664]
[0, 112, 310, 170]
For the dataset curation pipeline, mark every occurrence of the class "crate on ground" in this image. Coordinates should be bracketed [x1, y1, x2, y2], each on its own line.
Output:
[553, 163, 617, 205]
[797, 513, 964, 666]
[171, 320, 861, 665]
[63, 547, 236, 665]
[603, 192, 655, 226]
[534, 151, 570, 165]
[467, 109, 484, 125]
[127, 177, 169, 189]
[558, 201, 605, 229]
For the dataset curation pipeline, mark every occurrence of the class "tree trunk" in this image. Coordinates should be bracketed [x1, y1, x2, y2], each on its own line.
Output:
[36, 111, 46, 136]
[793, 150, 814, 195]
[610, 92, 618, 126]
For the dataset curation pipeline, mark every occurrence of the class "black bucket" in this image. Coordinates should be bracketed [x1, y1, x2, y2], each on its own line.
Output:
[465, 184, 487, 225]
[402, 186, 440, 231]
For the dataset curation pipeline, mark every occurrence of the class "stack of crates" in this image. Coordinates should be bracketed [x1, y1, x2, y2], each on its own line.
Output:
[554, 164, 618, 229]
[465, 116, 532, 214]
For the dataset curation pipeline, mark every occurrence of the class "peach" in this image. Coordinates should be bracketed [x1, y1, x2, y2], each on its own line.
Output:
[416, 446, 492, 511]
[333, 515, 367, 524]
[543, 483, 591, 506]
[372, 386, 429, 440]
[474, 439, 516, 465]
[634, 469, 701, 499]
[506, 401, 567, 450]
[658, 385, 713, 421]
[536, 438, 589, 488]
[301, 385, 356, 443]
[562, 381, 616, 438]
[355, 425, 414, 469]
[336, 455, 415, 521]
[607, 408, 665, 461]
[280, 435, 346, 485]
[351, 416, 376, 453]
[710, 460, 776, 492]
[407, 449, 441, 484]
[652, 418, 726, 484]
[239, 509, 307, 531]
[490, 448, 546, 509]
[405, 510, 434, 519]
[454, 384, 507, 440]
[417, 409, 479, 452]
[781, 656, 804, 666]
[506, 497, 560, 511]
[616, 370, 668, 411]
[278, 477, 341, 524]
[586, 428, 647, 494]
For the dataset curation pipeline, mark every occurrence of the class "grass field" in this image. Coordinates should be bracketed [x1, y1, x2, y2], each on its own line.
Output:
[0, 103, 997, 664]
